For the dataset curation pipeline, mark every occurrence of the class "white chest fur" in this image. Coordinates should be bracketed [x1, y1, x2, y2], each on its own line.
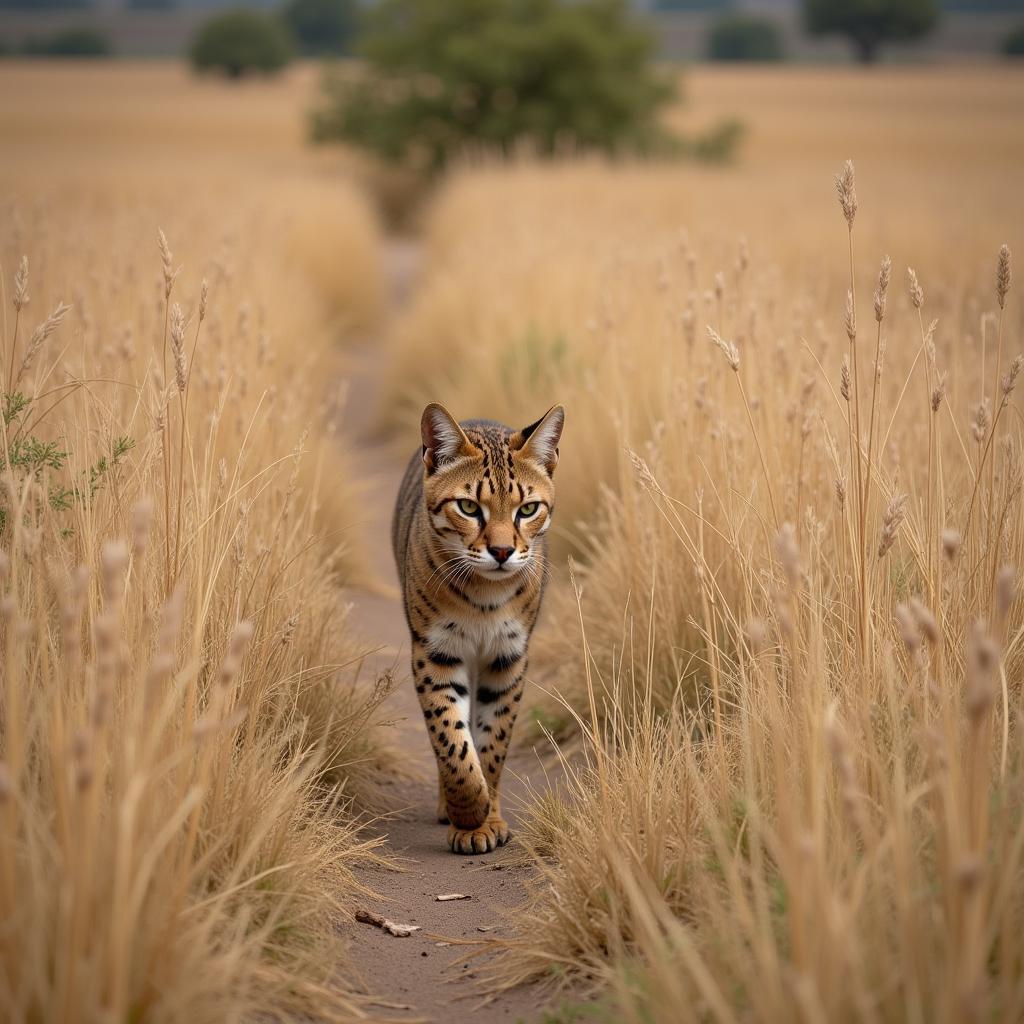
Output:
[426, 612, 525, 680]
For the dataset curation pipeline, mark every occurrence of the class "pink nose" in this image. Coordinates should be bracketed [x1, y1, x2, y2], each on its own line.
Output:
[488, 545, 514, 564]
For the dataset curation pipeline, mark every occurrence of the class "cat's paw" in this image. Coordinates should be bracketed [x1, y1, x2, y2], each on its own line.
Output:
[447, 815, 510, 855]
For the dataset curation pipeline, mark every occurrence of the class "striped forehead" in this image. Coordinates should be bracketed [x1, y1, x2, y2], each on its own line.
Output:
[464, 425, 516, 503]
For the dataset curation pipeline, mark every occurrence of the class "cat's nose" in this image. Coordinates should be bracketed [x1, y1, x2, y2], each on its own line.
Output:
[488, 545, 514, 564]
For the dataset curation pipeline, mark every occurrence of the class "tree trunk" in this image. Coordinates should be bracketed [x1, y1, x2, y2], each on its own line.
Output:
[854, 34, 879, 64]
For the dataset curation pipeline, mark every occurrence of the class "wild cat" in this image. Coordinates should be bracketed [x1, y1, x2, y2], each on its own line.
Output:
[391, 402, 564, 854]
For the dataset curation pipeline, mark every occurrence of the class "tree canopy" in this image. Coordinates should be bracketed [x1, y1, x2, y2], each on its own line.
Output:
[312, 0, 676, 173]
[804, 0, 939, 63]
[191, 9, 293, 78]
[281, 0, 358, 56]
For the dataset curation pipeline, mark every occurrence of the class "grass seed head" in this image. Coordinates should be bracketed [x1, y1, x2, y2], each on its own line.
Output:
[707, 325, 739, 371]
[627, 448, 659, 494]
[908, 267, 924, 309]
[840, 355, 851, 401]
[13, 255, 28, 312]
[997, 244, 1011, 309]
[835, 159, 857, 227]
[965, 622, 999, 723]
[941, 528, 961, 562]
[878, 493, 908, 558]
[996, 565, 1018, 621]
[1001, 354, 1022, 399]
[835, 475, 847, 507]
[170, 302, 187, 392]
[219, 620, 255, 688]
[100, 540, 129, 605]
[19, 301, 72, 382]
[874, 254, 892, 321]
[971, 398, 991, 445]
[895, 602, 921, 654]
[909, 597, 939, 646]
[157, 228, 181, 299]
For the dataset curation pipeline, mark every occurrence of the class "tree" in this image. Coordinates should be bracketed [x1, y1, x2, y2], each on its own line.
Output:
[312, 0, 677, 173]
[1003, 24, 1024, 57]
[22, 27, 111, 56]
[708, 15, 784, 62]
[804, 0, 939, 63]
[190, 10, 293, 79]
[282, 0, 357, 56]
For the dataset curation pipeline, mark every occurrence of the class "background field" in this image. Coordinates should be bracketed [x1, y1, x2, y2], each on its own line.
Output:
[2, 55, 1023, 1023]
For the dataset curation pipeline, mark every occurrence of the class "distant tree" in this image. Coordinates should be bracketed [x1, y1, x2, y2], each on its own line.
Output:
[312, 0, 678, 174]
[1003, 24, 1024, 57]
[804, 0, 939, 63]
[708, 15, 784, 61]
[282, 0, 357, 56]
[653, 0, 727, 9]
[191, 10, 293, 79]
[22, 26, 111, 55]
[0, 0, 89, 8]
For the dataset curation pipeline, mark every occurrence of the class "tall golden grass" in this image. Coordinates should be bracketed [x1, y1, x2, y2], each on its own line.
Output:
[0, 172, 390, 1020]
[453, 165, 1022, 1020]
[377, 68, 1024, 1020]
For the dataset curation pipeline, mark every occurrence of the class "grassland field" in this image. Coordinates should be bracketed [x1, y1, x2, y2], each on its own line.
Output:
[1, 57, 1023, 1023]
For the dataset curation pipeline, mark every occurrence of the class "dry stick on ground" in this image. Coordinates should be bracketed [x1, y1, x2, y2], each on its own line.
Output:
[355, 909, 422, 938]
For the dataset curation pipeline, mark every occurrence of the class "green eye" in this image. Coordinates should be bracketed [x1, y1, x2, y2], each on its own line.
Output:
[456, 498, 480, 516]
[518, 501, 540, 518]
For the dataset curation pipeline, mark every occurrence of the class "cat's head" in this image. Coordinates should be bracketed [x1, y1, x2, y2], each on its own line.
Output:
[420, 403, 564, 582]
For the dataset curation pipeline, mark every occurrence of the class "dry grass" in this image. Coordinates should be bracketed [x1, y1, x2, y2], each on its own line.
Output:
[375, 67, 1024, 1020]
[0, 60, 385, 335]
[0, 65, 394, 1022]
[484, 162, 1024, 1022]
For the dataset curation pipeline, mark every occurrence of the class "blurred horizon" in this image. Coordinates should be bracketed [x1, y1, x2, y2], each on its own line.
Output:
[1, 0, 1022, 59]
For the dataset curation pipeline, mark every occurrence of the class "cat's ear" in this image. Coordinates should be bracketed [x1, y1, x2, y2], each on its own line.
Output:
[421, 403, 477, 474]
[512, 405, 564, 476]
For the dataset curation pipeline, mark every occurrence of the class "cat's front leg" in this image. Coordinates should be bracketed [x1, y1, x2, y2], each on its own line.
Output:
[411, 648, 501, 852]
[471, 648, 528, 847]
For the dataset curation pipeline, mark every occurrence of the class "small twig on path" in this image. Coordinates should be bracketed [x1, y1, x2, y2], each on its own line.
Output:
[355, 908, 421, 937]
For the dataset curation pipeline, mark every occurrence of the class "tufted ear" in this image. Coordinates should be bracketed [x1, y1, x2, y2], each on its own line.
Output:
[421, 403, 477, 474]
[511, 405, 564, 476]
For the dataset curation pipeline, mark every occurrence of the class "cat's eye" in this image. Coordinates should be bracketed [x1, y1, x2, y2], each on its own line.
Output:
[518, 501, 540, 518]
[456, 498, 481, 517]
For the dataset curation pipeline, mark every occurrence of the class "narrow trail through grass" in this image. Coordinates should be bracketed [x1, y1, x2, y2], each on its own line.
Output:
[336, 239, 563, 1023]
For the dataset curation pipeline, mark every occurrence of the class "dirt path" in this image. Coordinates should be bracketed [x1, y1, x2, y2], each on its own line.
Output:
[336, 240, 560, 1024]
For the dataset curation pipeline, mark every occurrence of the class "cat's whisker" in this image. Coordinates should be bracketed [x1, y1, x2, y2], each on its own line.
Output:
[424, 554, 471, 591]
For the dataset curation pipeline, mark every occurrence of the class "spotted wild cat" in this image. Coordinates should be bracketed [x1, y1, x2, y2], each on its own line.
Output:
[391, 402, 564, 854]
